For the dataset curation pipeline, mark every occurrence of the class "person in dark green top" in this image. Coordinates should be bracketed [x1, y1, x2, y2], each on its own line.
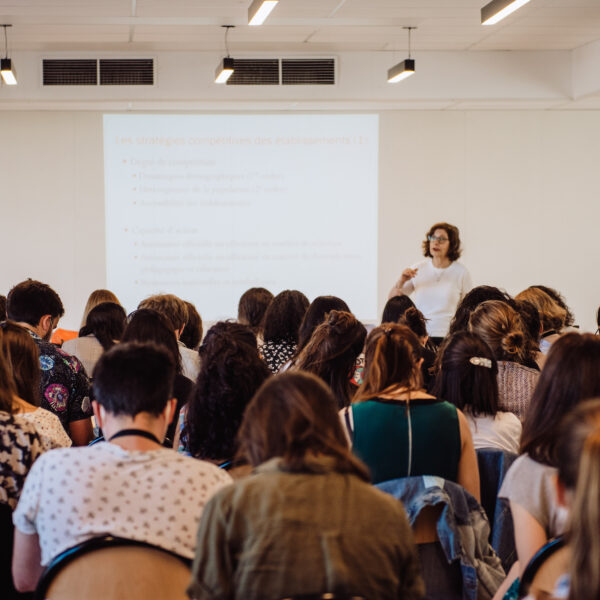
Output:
[341, 323, 480, 499]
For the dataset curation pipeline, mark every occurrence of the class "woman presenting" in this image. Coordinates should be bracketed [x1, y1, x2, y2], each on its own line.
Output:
[389, 222, 471, 345]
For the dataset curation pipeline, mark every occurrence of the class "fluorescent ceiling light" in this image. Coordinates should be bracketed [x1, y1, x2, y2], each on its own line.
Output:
[387, 59, 415, 83]
[248, 0, 279, 26]
[481, 0, 531, 26]
[0, 58, 16, 85]
[215, 57, 234, 84]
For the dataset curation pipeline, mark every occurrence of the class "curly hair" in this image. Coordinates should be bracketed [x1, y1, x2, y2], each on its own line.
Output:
[515, 287, 567, 333]
[293, 310, 366, 409]
[262, 290, 309, 344]
[422, 222, 462, 262]
[182, 321, 270, 461]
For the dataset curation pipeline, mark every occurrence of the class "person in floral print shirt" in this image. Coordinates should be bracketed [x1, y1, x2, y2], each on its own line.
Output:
[7, 280, 93, 446]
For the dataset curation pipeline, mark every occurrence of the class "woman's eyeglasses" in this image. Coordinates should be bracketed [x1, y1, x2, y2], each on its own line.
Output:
[428, 235, 448, 243]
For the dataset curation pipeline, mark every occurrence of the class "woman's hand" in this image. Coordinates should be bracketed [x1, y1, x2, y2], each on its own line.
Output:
[399, 267, 418, 287]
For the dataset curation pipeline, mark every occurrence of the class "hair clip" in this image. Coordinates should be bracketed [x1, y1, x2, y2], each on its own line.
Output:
[382, 325, 393, 336]
[469, 356, 492, 369]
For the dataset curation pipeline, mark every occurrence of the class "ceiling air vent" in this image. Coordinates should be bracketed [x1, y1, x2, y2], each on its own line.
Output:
[227, 59, 279, 85]
[282, 59, 335, 85]
[43, 59, 97, 86]
[100, 59, 154, 86]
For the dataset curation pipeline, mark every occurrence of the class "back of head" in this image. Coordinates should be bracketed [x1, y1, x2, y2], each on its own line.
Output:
[179, 301, 203, 351]
[355, 323, 422, 403]
[237, 371, 369, 481]
[237, 288, 274, 334]
[433, 331, 498, 417]
[80, 289, 120, 329]
[296, 295, 350, 352]
[0, 321, 40, 407]
[262, 290, 309, 344]
[80, 302, 127, 351]
[184, 321, 269, 460]
[121, 308, 182, 374]
[293, 310, 366, 409]
[398, 306, 428, 339]
[521, 333, 600, 465]
[381, 295, 416, 325]
[555, 399, 600, 600]
[514, 299, 542, 347]
[93, 342, 175, 417]
[449, 285, 513, 335]
[532, 285, 574, 328]
[468, 300, 525, 362]
[7, 280, 64, 326]
[138, 294, 188, 331]
[515, 287, 567, 333]
[0, 329, 18, 412]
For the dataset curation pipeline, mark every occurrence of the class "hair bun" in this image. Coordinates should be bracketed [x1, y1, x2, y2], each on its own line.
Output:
[501, 331, 523, 356]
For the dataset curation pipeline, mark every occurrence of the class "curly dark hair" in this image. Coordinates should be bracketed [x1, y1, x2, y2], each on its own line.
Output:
[262, 290, 309, 344]
[182, 321, 270, 461]
[422, 222, 462, 262]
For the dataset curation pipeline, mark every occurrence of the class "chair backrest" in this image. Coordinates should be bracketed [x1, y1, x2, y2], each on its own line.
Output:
[476, 447, 518, 571]
[518, 537, 569, 600]
[35, 536, 191, 600]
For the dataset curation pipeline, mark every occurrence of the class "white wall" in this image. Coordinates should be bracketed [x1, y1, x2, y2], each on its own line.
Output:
[1, 110, 599, 331]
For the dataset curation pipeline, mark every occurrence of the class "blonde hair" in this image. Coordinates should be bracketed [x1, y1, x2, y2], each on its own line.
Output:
[81, 289, 120, 329]
[138, 294, 188, 331]
[515, 287, 567, 333]
[468, 300, 526, 362]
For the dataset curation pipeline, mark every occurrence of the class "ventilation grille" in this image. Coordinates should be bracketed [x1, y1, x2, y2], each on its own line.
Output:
[100, 59, 154, 85]
[227, 59, 279, 85]
[282, 59, 335, 85]
[43, 59, 97, 86]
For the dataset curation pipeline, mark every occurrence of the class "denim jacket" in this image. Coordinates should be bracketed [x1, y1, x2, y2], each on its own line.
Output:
[377, 476, 505, 600]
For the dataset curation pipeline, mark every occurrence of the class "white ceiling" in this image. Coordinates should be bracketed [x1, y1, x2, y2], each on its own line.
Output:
[1, 0, 600, 53]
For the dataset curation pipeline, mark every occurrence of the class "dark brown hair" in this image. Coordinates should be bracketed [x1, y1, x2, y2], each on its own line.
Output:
[79, 302, 126, 351]
[296, 295, 350, 355]
[468, 300, 526, 363]
[555, 399, 600, 600]
[515, 287, 567, 333]
[292, 310, 366, 409]
[433, 331, 499, 418]
[398, 306, 428, 339]
[422, 222, 462, 262]
[237, 371, 369, 481]
[237, 288, 273, 335]
[354, 323, 423, 403]
[180, 301, 203, 351]
[0, 321, 40, 407]
[0, 328, 17, 412]
[262, 290, 309, 344]
[448, 286, 514, 336]
[521, 333, 600, 466]
[381, 295, 416, 325]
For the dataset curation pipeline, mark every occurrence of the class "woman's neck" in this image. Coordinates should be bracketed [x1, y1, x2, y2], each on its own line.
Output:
[432, 256, 451, 269]
[378, 385, 434, 401]
[12, 395, 37, 414]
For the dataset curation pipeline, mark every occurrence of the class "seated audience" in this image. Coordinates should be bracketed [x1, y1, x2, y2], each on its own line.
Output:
[179, 321, 270, 477]
[434, 331, 521, 454]
[469, 300, 538, 420]
[12, 342, 232, 592]
[292, 310, 366, 409]
[0, 338, 43, 510]
[341, 323, 480, 497]
[259, 289, 309, 373]
[1, 322, 71, 451]
[448, 285, 514, 336]
[515, 287, 567, 355]
[179, 300, 203, 351]
[497, 333, 600, 591]
[187, 371, 424, 600]
[237, 287, 273, 344]
[138, 293, 200, 380]
[6, 280, 93, 445]
[381, 294, 416, 324]
[122, 309, 193, 442]
[62, 301, 126, 376]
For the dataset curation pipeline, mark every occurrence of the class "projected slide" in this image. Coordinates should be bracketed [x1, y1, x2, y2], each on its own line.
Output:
[104, 114, 378, 321]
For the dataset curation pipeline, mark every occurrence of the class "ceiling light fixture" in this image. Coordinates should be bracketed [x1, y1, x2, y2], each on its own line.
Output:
[481, 0, 531, 26]
[215, 25, 235, 84]
[1, 24, 17, 85]
[388, 26, 416, 84]
[248, 0, 279, 26]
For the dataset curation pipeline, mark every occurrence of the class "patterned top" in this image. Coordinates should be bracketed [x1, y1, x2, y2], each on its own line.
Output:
[259, 340, 297, 373]
[18, 408, 72, 452]
[0, 412, 43, 509]
[497, 361, 540, 421]
[13, 442, 233, 565]
[28, 330, 92, 432]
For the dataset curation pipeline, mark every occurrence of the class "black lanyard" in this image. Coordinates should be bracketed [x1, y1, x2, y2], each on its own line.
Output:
[108, 428, 162, 445]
